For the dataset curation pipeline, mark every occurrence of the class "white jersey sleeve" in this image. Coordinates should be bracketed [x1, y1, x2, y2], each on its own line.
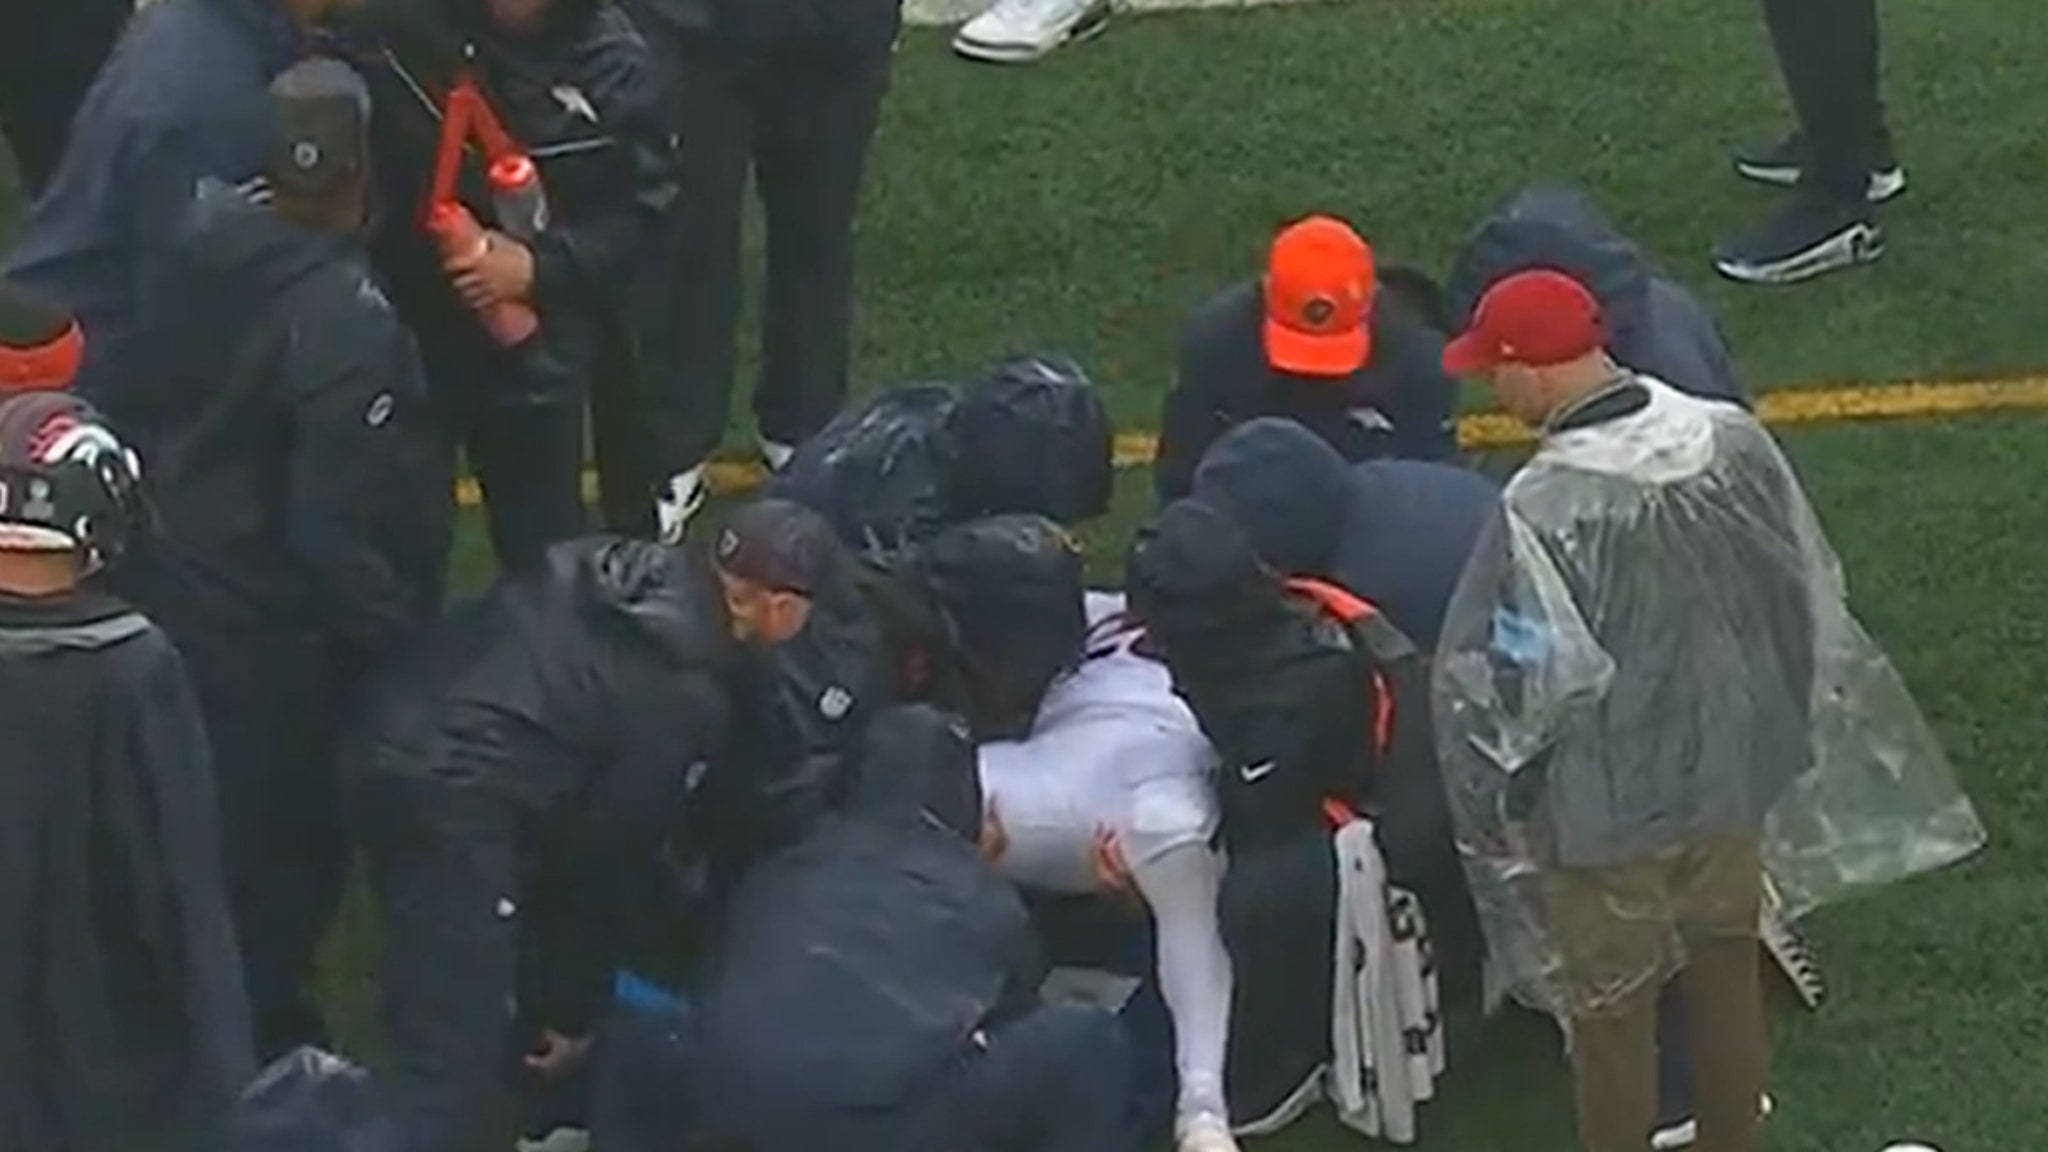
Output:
[977, 593, 1223, 894]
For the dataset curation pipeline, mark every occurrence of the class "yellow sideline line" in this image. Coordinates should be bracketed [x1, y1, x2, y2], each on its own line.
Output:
[452, 375, 2048, 508]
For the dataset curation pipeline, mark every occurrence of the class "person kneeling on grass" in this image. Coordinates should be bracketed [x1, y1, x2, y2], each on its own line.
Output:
[350, 533, 736, 1152]
[694, 704, 1134, 1152]
[0, 386, 254, 1152]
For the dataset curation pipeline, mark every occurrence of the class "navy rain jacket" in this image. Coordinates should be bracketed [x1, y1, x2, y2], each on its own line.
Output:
[1444, 183, 1749, 408]
[1191, 416, 1498, 648]
[695, 706, 1041, 1152]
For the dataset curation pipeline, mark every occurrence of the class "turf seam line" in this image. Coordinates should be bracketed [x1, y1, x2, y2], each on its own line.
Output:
[455, 375, 2048, 506]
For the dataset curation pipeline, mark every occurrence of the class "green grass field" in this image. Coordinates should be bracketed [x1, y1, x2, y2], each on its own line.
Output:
[9, 0, 2048, 1146]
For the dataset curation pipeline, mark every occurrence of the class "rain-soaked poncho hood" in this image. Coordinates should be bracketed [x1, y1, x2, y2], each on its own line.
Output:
[909, 513, 1089, 739]
[1446, 183, 1650, 338]
[769, 384, 963, 558]
[1434, 376, 1985, 1012]
[1444, 183, 1746, 407]
[950, 352, 1115, 526]
[548, 536, 731, 670]
[698, 705, 1035, 1132]
[1191, 417, 1352, 577]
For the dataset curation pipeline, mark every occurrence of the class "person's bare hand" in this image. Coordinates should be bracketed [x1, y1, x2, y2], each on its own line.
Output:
[1092, 826, 1136, 898]
[446, 231, 534, 310]
[981, 804, 1009, 862]
[524, 1029, 591, 1079]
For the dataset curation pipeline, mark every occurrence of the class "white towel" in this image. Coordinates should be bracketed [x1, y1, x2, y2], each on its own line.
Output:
[1329, 819, 1444, 1144]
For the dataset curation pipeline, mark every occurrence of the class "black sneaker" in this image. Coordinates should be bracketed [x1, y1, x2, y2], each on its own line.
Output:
[1713, 196, 1883, 286]
[1733, 132, 1907, 204]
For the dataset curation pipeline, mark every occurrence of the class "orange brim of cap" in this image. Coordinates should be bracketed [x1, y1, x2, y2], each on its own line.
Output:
[1262, 318, 1370, 378]
[1440, 331, 1498, 377]
[0, 321, 84, 393]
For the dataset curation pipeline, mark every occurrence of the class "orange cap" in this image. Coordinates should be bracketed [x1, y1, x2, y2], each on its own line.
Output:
[1262, 216, 1376, 378]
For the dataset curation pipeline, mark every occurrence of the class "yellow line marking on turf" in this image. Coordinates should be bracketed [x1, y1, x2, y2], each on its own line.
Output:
[453, 375, 2048, 507]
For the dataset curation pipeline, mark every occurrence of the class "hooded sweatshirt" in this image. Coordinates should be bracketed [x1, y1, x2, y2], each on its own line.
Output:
[1191, 417, 1499, 648]
[124, 181, 448, 687]
[1444, 183, 1747, 408]
[696, 706, 1040, 1152]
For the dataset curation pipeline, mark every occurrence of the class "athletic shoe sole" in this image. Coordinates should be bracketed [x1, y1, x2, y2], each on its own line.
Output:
[1734, 159, 1908, 205]
[1231, 1063, 1326, 1138]
[1714, 221, 1884, 286]
[952, 0, 1114, 63]
[1649, 1093, 1776, 1151]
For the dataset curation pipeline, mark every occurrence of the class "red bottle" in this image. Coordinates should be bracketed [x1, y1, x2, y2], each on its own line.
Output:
[428, 202, 538, 347]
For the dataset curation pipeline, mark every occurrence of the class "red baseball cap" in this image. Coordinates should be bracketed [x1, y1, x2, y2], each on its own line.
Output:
[1262, 216, 1376, 378]
[1442, 269, 1606, 376]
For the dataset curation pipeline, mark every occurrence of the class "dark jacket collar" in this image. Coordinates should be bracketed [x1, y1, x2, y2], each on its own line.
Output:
[1543, 373, 1651, 436]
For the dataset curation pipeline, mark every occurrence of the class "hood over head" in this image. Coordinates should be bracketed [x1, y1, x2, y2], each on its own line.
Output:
[1190, 417, 1351, 577]
[846, 704, 984, 840]
[554, 537, 732, 670]
[1127, 498, 1295, 665]
[949, 351, 1114, 525]
[1445, 182, 1652, 344]
[768, 384, 963, 558]
[910, 514, 1087, 739]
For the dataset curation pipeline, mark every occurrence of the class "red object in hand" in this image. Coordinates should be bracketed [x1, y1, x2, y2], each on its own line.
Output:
[429, 203, 538, 348]
[487, 153, 550, 242]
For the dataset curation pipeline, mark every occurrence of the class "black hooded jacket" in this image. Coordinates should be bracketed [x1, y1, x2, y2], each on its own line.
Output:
[696, 706, 1040, 1151]
[1190, 417, 1497, 648]
[0, 590, 253, 1152]
[335, 0, 680, 406]
[1444, 183, 1748, 408]
[359, 536, 732, 1031]
[126, 181, 449, 691]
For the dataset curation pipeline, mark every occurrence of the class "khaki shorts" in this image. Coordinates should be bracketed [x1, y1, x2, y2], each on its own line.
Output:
[1538, 837, 1763, 1018]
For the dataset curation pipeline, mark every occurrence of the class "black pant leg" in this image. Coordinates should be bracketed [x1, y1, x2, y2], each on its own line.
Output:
[361, 772, 523, 1152]
[750, 52, 892, 447]
[663, 46, 756, 469]
[1218, 832, 1338, 1125]
[1762, 0, 1883, 205]
[466, 401, 590, 571]
[590, 307, 657, 537]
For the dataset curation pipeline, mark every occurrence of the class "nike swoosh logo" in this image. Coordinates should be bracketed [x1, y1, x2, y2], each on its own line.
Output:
[1240, 761, 1277, 783]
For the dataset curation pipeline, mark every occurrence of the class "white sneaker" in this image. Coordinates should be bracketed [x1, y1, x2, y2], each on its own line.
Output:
[952, 0, 1113, 63]
[515, 1128, 590, 1152]
[655, 466, 707, 544]
[1177, 1112, 1242, 1152]
[1649, 1093, 1776, 1151]
[759, 439, 796, 472]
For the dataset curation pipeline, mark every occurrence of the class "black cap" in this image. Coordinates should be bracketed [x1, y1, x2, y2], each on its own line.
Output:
[268, 58, 372, 198]
[713, 498, 846, 596]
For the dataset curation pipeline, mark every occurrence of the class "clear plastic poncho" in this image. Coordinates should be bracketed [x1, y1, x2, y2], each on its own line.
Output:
[1433, 378, 1986, 1017]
